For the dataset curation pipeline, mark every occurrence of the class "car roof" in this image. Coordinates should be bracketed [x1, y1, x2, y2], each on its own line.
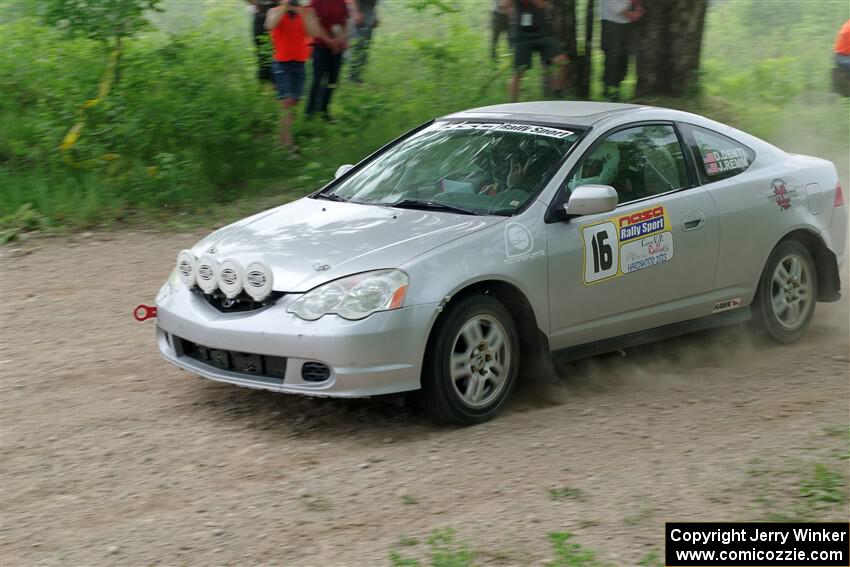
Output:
[441, 101, 650, 128]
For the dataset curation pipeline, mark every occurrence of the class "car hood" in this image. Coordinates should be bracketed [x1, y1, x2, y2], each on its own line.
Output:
[191, 197, 504, 292]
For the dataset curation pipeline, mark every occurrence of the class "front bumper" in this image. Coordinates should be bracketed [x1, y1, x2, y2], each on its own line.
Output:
[156, 284, 439, 397]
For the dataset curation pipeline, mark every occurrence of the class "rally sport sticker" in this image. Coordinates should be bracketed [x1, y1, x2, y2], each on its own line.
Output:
[581, 205, 674, 285]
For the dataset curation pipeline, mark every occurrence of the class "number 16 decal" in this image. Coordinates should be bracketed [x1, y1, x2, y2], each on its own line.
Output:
[582, 222, 619, 284]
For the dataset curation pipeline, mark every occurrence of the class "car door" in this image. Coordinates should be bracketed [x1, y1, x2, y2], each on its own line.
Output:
[546, 123, 721, 350]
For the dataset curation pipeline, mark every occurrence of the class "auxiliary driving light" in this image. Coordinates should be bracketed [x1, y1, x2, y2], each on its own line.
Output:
[196, 255, 219, 294]
[217, 258, 244, 299]
[244, 260, 273, 301]
[176, 250, 197, 287]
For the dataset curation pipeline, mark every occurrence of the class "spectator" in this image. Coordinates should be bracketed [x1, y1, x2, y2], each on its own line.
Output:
[834, 19, 850, 96]
[266, 0, 316, 153]
[491, 0, 512, 61]
[543, 0, 577, 98]
[246, 0, 279, 83]
[503, 0, 568, 102]
[348, 0, 380, 83]
[307, 0, 349, 121]
[835, 19, 850, 70]
[600, 0, 643, 101]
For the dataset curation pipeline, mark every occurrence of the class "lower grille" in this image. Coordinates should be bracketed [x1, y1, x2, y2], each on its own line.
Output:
[194, 289, 284, 313]
[174, 336, 286, 380]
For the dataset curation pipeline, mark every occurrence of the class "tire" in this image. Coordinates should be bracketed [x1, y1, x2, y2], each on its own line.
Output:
[421, 295, 520, 425]
[752, 240, 818, 344]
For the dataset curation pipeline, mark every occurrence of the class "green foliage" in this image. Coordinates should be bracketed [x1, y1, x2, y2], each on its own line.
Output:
[400, 494, 418, 505]
[390, 528, 476, 567]
[638, 549, 663, 567]
[388, 529, 666, 566]
[44, 0, 163, 44]
[0, 0, 511, 230]
[799, 464, 847, 504]
[0, 203, 51, 243]
[548, 487, 584, 501]
[428, 529, 476, 567]
[547, 532, 605, 567]
[1, 0, 848, 232]
[406, 0, 460, 16]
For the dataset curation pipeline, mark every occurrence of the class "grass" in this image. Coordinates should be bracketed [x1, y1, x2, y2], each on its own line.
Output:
[389, 529, 614, 567]
[548, 486, 584, 501]
[740, 423, 849, 522]
[390, 528, 475, 567]
[548, 532, 606, 567]
[799, 464, 847, 505]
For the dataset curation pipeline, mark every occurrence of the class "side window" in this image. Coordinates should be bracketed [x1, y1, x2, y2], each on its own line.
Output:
[567, 125, 689, 203]
[686, 125, 755, 183]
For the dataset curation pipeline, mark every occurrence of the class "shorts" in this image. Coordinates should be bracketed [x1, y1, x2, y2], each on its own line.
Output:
[514, 34, 560, 71]
[272, 60, 306, 102]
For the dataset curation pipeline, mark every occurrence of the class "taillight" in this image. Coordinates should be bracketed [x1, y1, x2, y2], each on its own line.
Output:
[835, 181, 844, 207]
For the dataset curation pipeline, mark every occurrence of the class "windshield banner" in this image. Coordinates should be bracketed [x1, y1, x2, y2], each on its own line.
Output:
[439, 121, 574, 139]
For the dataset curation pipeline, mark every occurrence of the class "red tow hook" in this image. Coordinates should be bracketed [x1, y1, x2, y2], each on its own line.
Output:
[134, 304, 157, 322]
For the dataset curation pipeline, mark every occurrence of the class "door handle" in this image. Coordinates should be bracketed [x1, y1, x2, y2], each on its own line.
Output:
[682, 212, 706, 231]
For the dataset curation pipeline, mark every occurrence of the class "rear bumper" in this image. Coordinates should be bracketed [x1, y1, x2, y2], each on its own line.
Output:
[156, 283, 438, 397]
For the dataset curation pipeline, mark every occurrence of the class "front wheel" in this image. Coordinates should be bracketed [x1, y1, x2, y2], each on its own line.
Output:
[753, 240, 817, 344]
[421, 295, 520, 425]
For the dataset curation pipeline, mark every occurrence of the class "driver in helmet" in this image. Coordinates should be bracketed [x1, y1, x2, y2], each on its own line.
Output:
[567, 140, 620, 193]
[478, 136, 548, 195]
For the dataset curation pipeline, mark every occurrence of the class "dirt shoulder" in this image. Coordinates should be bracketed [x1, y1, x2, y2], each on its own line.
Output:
[1, 232, 848, 566]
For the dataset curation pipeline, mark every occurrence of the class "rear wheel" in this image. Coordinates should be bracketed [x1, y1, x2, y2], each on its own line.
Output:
[421, 295, 519, 425]
[753, 240, 817, 344]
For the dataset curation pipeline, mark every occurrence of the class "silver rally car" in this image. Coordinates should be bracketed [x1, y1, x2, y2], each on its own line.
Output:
[155, 101, 847, 424]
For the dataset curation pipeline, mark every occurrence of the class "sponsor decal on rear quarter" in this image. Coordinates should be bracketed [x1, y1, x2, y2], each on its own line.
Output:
[769, 178, 796, 210]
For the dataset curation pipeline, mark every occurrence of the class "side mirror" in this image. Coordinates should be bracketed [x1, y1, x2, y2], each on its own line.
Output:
[335, 164, 354, 179]
[563, 185, 618, 217]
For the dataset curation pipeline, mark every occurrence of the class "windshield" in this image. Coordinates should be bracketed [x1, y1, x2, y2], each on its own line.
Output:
[319, 121, 582, 216]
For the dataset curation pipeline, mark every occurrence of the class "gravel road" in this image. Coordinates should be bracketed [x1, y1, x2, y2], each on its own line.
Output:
[1, 231, 848, 566]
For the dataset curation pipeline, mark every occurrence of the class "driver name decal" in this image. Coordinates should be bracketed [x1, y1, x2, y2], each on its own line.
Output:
[581, 205, 674, 285]
[703, 147, 749, 176]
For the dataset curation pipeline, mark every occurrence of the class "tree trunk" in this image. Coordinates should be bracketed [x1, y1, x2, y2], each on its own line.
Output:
[634, 0, 708, 99]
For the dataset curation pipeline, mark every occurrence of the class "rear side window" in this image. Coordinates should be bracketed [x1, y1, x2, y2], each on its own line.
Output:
[685, 125, 755, 183]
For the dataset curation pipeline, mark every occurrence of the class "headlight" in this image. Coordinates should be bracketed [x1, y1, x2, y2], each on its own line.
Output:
[288, 269, 408, 321]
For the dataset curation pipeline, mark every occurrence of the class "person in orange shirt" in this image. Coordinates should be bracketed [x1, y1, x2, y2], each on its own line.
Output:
[835, 19, 850, 69]
[266, 0, 318, 153]
[834, 19, 850, 97]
